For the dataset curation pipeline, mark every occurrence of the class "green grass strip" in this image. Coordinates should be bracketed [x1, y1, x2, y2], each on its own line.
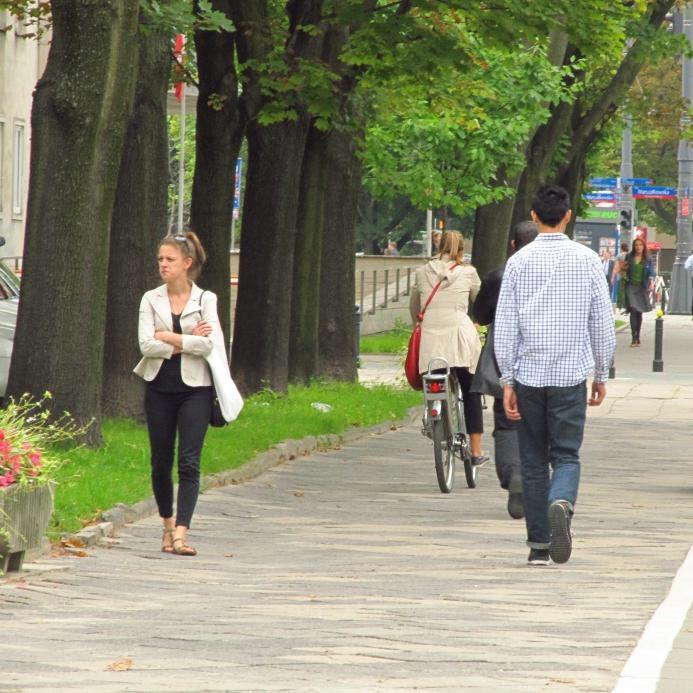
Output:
[51, 381, 419, 535]
[360, 319, 411, 354]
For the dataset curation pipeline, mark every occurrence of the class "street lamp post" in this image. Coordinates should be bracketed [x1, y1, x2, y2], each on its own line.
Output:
[668, 6, 693, 314]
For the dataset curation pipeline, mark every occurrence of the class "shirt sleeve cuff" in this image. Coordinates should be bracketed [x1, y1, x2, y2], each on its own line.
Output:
[593, 371, 609, 383]
[499, 377, 515, 388]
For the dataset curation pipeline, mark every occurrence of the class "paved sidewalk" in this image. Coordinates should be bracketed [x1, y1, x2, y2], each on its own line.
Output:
[1, 312, 692, 691]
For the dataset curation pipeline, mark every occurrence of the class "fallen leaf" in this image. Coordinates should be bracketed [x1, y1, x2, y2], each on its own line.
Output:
[61, 538, 86, 549]
[293, 491, 304, 497]
[106, 657, 133, 672]
[224, 554, 234, 558]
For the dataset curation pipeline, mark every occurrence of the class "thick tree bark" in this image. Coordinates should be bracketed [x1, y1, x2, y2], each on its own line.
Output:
[6, 0, 139, 444]
[318, 127, 361, 381]
[471, 169, 518, 280]
[231, 118, 311, 394]
[102, 17, 170, 420]
[558, 151, 588, 238]
[510, 99, 574, 229]
[190, 0, 242, 341]
[231, 0, 324, 393]
[289, 124, 327, 383]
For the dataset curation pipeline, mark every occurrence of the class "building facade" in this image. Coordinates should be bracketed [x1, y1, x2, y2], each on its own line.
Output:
[0, 11, 48, 262]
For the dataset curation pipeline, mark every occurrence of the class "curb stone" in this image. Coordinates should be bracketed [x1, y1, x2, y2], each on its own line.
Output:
[61, 406, 420, 548]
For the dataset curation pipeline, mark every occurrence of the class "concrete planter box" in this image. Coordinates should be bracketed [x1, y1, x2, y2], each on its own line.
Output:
[0, 482, 54, 573]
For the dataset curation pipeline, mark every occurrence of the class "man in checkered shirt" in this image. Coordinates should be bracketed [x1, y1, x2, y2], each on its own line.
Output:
[494, 185, 616, 566]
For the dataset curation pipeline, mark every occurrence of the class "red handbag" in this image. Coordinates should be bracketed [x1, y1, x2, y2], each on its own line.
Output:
[404, 263, 458, 390]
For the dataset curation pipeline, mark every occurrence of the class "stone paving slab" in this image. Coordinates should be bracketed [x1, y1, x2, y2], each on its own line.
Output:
[1, 411, 692, 692]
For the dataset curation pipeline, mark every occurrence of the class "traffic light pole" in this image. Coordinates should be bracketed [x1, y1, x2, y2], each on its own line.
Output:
[669, 6, 693, 314]
[618, 115, 635, 247]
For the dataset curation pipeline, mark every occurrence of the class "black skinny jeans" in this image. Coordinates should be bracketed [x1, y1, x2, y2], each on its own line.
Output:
[629, 310, 643, 340]
[145, 386, 212, 528]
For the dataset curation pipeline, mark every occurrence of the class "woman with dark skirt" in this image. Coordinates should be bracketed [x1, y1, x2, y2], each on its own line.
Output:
[623, 237, 655, 346]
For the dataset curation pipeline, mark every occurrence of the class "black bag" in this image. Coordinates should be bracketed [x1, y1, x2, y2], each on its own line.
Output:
[210, 385, 227, 428]
[470, 323, 503, 400]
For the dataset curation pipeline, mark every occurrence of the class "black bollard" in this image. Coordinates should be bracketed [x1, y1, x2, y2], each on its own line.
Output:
[652, 315, 664, 372]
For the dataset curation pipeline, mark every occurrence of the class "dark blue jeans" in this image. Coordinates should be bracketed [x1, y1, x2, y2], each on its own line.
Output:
[516, 382, 587, 548]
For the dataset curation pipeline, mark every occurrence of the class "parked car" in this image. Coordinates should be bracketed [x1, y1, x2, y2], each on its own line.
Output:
[0, 259, 20, 397]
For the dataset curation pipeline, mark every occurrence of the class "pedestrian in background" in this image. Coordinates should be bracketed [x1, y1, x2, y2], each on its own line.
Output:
[623, 237, 654, 346]
[134, 231, 220, 557]
[410, 230, 488, 466]
[474, 220, 538, 520]
[612, 241, 629, 310]
[494, 185, 615, 566]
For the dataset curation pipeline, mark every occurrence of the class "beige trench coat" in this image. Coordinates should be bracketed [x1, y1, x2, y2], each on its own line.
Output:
[409, 258, 481, 374]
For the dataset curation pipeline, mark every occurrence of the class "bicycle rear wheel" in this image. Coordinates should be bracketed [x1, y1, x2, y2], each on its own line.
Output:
[432, 417, 454, 493]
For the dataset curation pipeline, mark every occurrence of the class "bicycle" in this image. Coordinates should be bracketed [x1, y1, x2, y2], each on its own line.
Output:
[421, 357, 477, 493]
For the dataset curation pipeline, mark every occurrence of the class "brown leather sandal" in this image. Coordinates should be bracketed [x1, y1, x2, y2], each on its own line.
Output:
[161, 528, 174, 553]
[171, 537, 197, 556]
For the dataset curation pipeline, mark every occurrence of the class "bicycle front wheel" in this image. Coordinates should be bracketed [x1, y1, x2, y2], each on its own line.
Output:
[460, 435, 477, 488]
[432, 418, 454, 493]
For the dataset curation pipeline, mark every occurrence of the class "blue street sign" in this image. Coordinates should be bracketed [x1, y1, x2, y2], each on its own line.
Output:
[623, 177, 652, 185]
[589, 177, 617, 188]
[585, 191, 615, 201]
[632, 185, 677, 199]
[233, 157, 242, 219]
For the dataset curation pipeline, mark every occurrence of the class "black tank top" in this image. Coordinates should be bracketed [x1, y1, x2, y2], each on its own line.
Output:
[149, 313, 194, 392]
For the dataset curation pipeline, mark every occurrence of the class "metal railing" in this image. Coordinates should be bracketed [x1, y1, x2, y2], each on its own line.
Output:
[356, 266, 416, 319]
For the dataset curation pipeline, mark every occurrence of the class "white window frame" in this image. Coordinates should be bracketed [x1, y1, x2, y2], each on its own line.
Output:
[12, 121, 25, 218]
[0, 11, 12, 33]
[14, 12, 33, 38]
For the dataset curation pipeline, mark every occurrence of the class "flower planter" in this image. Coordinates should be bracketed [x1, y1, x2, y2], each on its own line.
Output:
[0, 482, 54, 574]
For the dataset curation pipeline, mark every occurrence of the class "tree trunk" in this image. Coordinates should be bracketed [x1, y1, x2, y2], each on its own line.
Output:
[558, 151, 588, 239]
[231, 118, 311, 394]
[6, 0, 139, 444]
[102, 16, 170, 420]
[318, 127, 361, 381]
[510, 100, 574, 230]
[471, 170, 518, 279]
[289, 124, 327, 384]
[190, 0, 242, 341]
[230, 0, 324, 393]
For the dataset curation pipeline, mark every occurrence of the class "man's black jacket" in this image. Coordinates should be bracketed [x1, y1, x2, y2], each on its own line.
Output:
[474, 266, 504, 327]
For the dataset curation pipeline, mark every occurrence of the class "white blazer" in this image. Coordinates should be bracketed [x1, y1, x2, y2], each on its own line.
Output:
[133, 283, 216, 387]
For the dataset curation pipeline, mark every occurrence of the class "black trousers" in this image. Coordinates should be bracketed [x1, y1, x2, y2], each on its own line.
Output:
[144, 386, 212, 528]
[492, 398, 521, 492]
[454, 367, 484, 435]
[629, 310, 643, 340]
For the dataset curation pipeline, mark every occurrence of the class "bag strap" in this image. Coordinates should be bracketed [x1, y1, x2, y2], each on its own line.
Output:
[417, 262, 459, 322]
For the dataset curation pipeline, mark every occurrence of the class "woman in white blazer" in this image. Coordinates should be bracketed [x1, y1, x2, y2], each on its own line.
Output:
[134, 231, 218, 556]
[409, 231, 488, 466]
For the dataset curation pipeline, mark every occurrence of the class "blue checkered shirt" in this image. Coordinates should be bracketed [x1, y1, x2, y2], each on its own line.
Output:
[494, 233, 616, 387]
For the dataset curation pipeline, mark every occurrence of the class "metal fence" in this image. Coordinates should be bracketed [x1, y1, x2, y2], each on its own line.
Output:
[356, 266, 416, 319]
